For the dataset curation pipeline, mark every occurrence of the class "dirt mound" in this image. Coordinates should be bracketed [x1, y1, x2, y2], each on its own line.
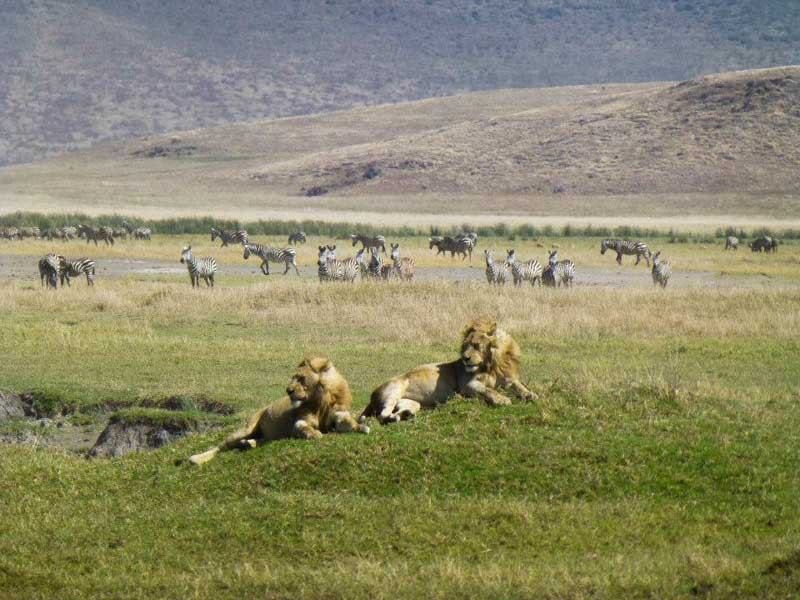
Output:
[88, 409, 227, 458]
[0, 392, 29, 420]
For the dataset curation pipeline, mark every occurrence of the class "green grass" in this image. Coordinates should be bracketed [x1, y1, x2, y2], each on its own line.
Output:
[0, 260, 799, 598]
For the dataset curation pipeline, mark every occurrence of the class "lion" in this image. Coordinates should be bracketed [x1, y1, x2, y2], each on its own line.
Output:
[188, 357, 369, 465]
[360, 319, 536, 425]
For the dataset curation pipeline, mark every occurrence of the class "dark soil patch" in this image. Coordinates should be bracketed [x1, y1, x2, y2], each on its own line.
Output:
[763, 550, 800, 577]
[88, 409, 228, 458]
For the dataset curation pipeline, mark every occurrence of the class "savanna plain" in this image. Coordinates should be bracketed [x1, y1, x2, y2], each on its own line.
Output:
[1, 230, 799, 599]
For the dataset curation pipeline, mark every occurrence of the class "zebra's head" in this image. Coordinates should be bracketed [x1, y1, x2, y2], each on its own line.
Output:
[390, 243, 400, 261]
[652, 250, 662, 265]
[506, 249, 517, 264]
[242, 244, 252, 260]
[548, 250, 558, 266]
[600, 240, 609, 254]
[180, 245, 192, 263]
[484, 249, 493, 264]
[429, 237, 442, 249]
[369, 249, 382, 269]
[210, 227, 218, 241]
[350, 234, 360, 247]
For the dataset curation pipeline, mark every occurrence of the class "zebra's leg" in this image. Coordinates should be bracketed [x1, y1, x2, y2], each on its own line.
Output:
[332, 411, 370, 434]
[86, 272, 94, 286]
[283, 261, 290, 275]
[635, 254, 641, 266]
[292, 260, 300, 275]
[616, 252, 622, 265]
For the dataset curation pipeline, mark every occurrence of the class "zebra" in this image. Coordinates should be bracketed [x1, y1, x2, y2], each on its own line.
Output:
[18, 226, 41, 239]
[368, 249, 385, 279]
[350, 233, 387, 254]
[77, 224, 114, 246]
[651, 251, 671, 288]
[389, 243, 415, 281]
[317, 245, 358, 283]
[288, 231, 307, 245]
[543, 250, 575, 288]
[38, 254, 60, 289]
[429, 236, 472, 260]
[354, 247, 370, 278]
[180, 245, 217, 287]
[749, 237, 773, 253]
[134, 227, 152, 240]
[113, 228, 128, 240]
[58, 257, 96, 287]
[484, 249, 508, 286]
[243, 242, 299, 275]
[505, 249, 542, 287]
[1, 227, 20, 240]
[724, 236, 739, 251]
[210, 227, 248, 247]
[50, 226, 77, 241]
[600, 239, 650, 266]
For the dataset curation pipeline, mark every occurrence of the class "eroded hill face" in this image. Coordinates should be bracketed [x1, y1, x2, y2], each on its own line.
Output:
[1, 67, 798, 221]
[2, 0, 799, 165]
[245, 67, 800, 196]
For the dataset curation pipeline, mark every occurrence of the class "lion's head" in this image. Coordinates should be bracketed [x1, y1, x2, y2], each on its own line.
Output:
[460, 319, 521, 380]
[286, 357, 352, 411]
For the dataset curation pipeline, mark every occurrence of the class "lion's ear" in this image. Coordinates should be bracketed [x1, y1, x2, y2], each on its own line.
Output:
[298, 357, 310, 368]
[316, 357, 332, 372]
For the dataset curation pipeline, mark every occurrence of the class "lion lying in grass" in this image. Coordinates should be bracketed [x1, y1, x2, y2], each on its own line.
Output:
[360, 319, 536, 425]
[189, 357, 369, 465]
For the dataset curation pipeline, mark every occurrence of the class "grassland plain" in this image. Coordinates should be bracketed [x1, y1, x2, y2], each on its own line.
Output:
[1, 231, 800, 598]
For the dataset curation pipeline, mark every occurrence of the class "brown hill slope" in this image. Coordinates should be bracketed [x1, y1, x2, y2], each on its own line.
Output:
[2, 0, 800, 166]
[247, 66, 800, 197]
[1, 68, 798, 223]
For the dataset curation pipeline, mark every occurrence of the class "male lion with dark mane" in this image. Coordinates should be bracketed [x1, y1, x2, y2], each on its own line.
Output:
[360, 319, 536, 425]
[188, 357, 368, 465]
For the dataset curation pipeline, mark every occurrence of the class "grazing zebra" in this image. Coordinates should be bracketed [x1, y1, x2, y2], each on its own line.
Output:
[180, 246, 217, 287]
[288, 231, 307, 245]
[429, 235, 473, 260]
[749, 236, 773, 253]
[77, 224, 114, 246]
[484, 249, 508, 286]
[317, 245, 358, 283]
[651, 251, 671, 288]
[724, 236, 739, 251]
[1, 227, 20, 240]
[243, 242, 299, 275]
[210, 227, 248, 247]
[49, 226, 77, 241]
[58, 257, 96, 287]
[134, 227, 152, 240]
[18, 226, 41, 239]
[390, 243, 415, 281]
[38, 254, 60, 289]
[543, 250, 575, 288]
[505, 249, 542, 287]
[350, 233, 387, 254]
[600, 239, 650, 266]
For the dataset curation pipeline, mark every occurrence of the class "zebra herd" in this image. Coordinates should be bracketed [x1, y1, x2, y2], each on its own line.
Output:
[25, 226, 793, 291]
[2, 222, 151, 244]
[485, 248, 575, 288]
[37, 254, 96, 288]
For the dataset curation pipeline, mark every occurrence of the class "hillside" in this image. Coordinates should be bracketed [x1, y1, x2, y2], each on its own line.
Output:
[1, 66, 798, 224]
[2, 0, 800, 165]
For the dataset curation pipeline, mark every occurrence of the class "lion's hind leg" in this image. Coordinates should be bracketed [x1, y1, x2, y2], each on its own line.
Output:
[393, 399, 422, 422]
[188, 408, 266, 465]
[332, 411, 371, 434]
